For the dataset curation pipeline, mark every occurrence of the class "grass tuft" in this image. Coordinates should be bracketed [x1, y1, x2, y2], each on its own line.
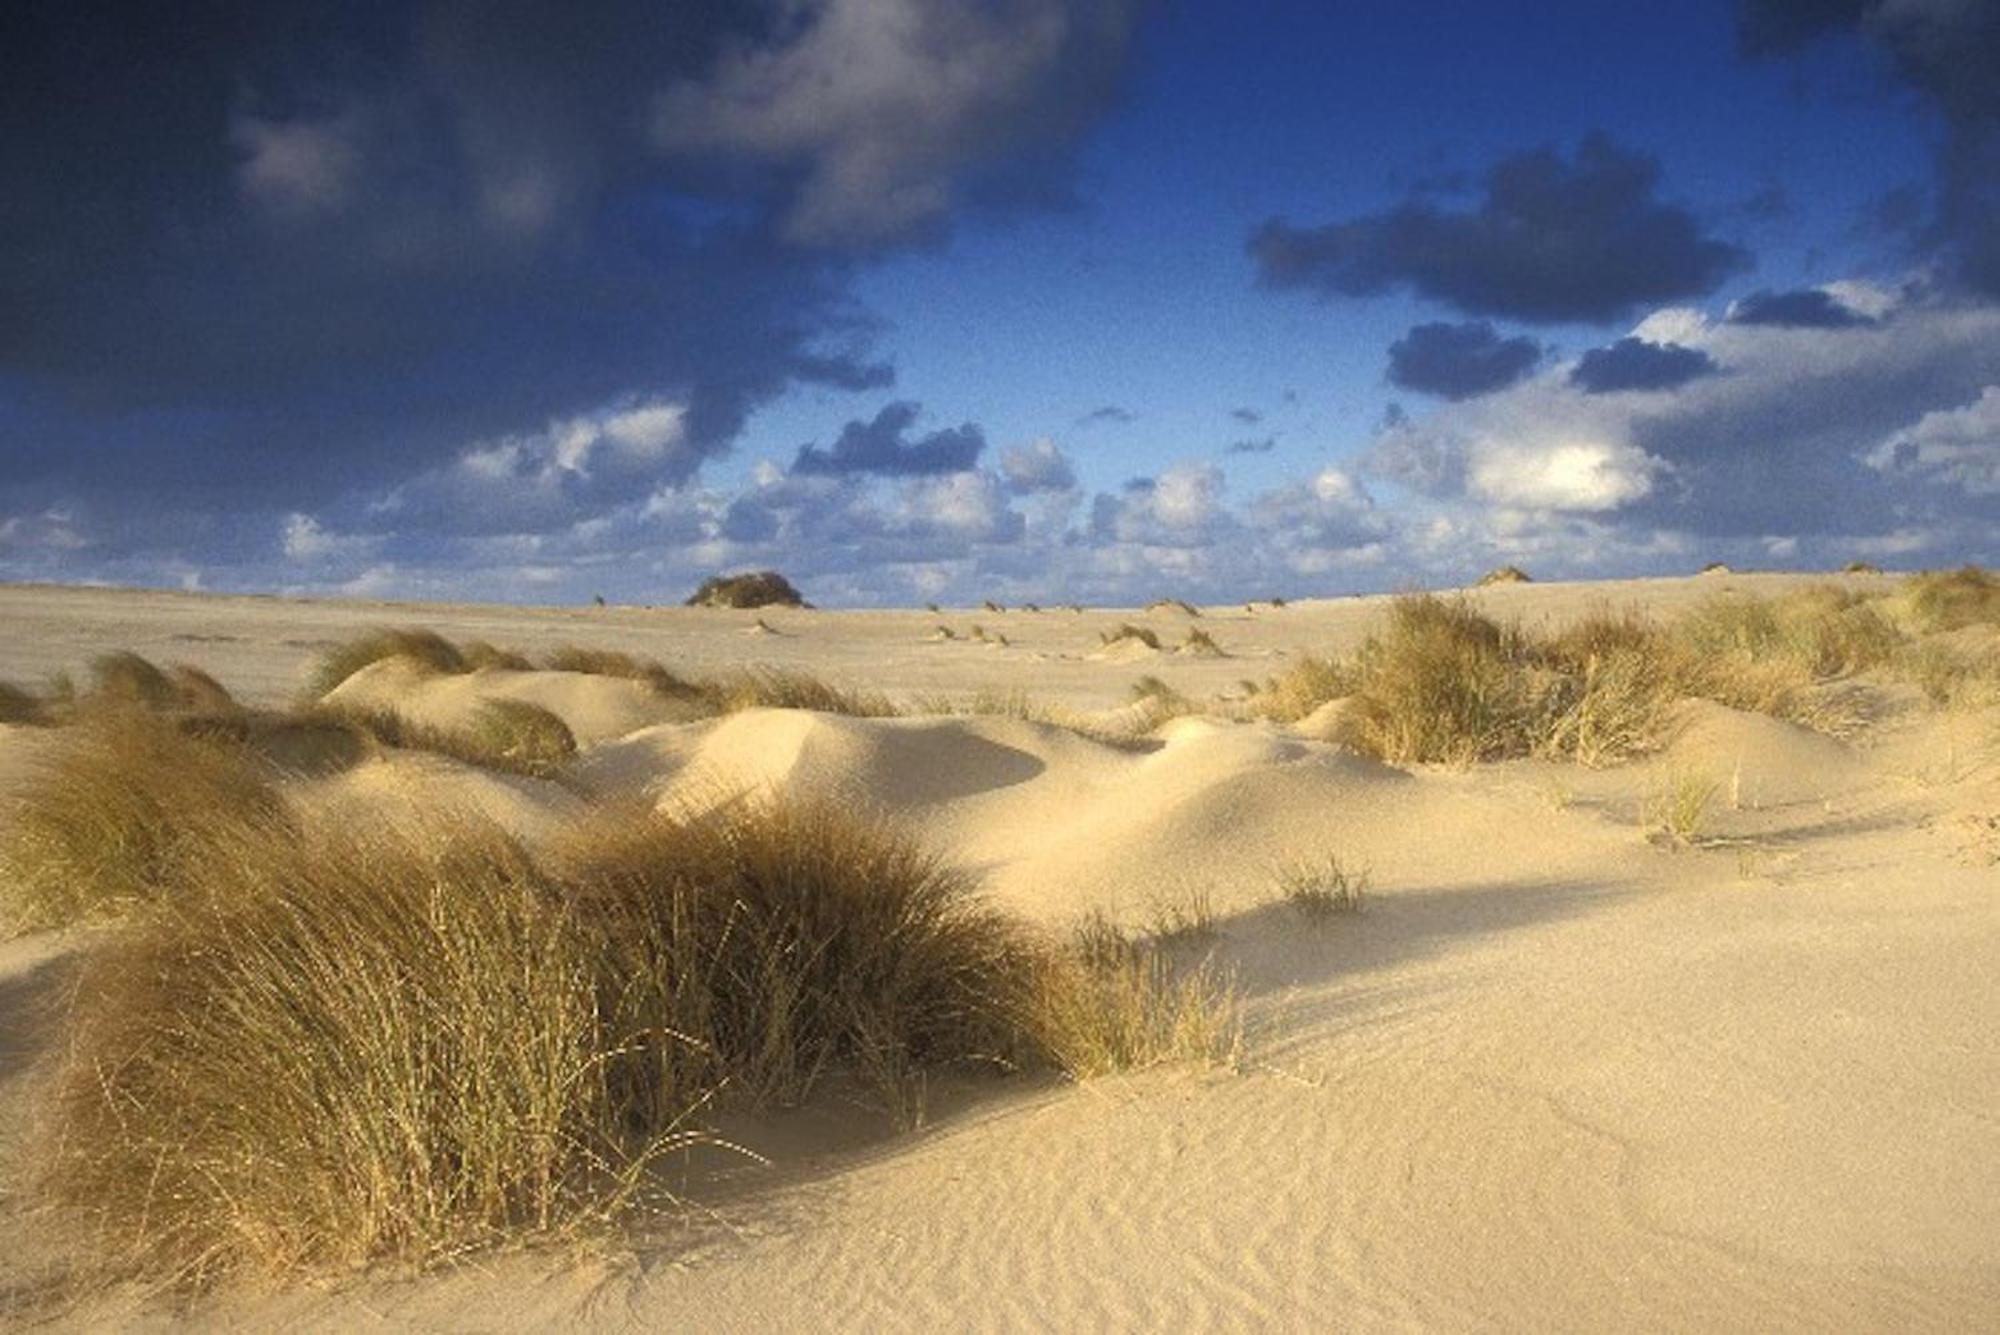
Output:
[713, 668, 897, 717]
[464, 700, 577, 779]
[0, 709, 284, 933]
[1904, 565, 1999, 631]
[541, 646, 703, 700]
[309, 628, 468, 698]
[1275, 855, 1368, 922]
[460, 640, 534, 671]
[89, 651, 179, 708]
[1643, 766, 1721, 846]
[1098, 623, 1161, 650]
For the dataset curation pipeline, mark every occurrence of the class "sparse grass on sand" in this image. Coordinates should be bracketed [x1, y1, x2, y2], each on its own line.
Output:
[0, 708, 283, 933]
[541, 645, 705, 700]
[460, 639, 534, 671]
[1642, 766, 1722, 846]
[307, 700, 579, 781]
[713, 667, 899, 717]
[1099, 623, 1161, 650]
[1255, 577, 1992, 766]
[308, 627, 468, 697]
[1275, 854, 1368, 922]
[1903, 565, 2000, 631]
[33, 783, 1240, 1283]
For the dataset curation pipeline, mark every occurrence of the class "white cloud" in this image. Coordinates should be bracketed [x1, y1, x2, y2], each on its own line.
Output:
[1867, 384, 2000, 495]
[653, 0, 1140, 243]
[232, 113, 362, 215]
[999, 437, 1077, 493]
[1469, 439, 1660, 511]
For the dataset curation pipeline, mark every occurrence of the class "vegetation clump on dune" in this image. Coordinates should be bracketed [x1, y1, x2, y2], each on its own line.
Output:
[308, 627, 469, 697]
[1477, 564, 1531, 585]
[0, 709, 282, 933]
[685, 570, 809, 609]
[541, 644, 705, 700]
[30, 789, 1239, 1283]
[0, 680, 46, 725]
[1253, 576, 1991, 766]
[1098, 623, 1161, 650]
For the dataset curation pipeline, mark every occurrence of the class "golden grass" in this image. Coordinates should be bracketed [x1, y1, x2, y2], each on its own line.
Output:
[1179, 626, 1225, 656]
[36, 781, 1244, 1282]
[541, 645, 703, 700]
[88, 651, 179, 708]
[1027, 914, 1241, 1080]
[1275, 854, 1368, 922]
[308, 627, 468, 697]
[1099, 623, 1161, 650]
[1347, 595, 1538, 765]
[464, 700, 578, 780]
[1642, 766, 1722, 846]
[460, 639, 534, 671]
[308, 700, 577, 781]
[713, 667, 898, 717]
[0, 709, 283, 933]
[46, 817, 653, 1281]
[167, 663, 238, 713]
[1904, 565, 1999, 631]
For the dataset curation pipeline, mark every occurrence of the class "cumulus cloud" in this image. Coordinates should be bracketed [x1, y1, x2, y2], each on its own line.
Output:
[792, 401, 985, 477]
[1867, 385, 2000, 496]
[1365, 280, 2000, 539]
[1569, 338, 1718, 393]
[652, 0, 1144, 244]
[1249, 132, 1749, 323]
[1386, 321, 1543, 399]
[1091, 463, 1230, 548]
[999, 438, 1078, 493]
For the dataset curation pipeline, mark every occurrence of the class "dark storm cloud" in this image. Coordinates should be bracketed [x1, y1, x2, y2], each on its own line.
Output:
[1226, 437, 1277, 455]
[1569, 338, 1719, 393]
[792, 401, 984, 477]
[1248, 132, 1750, 324]
[1386, 321, 1542, 400]
[1740, 0, 2000, 296]
[1728, 288, 1875, 327]
[0, 0, 1142, 525]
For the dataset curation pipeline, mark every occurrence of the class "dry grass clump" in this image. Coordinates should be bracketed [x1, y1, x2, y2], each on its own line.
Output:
[308, 627, 468, 697]
[461, 639, 534, 671]
[1026, 913, 1240, 1080]
[465, 700, 577, 780]
[38, 785, 1246, 1282]
[1345, 596, 1541, 765]
[1145, 882, 1218, 946]
[1251, 655, 1357, 723]
[1276, 855, 1368, 922]
[1642, 766, 1722, 846]
[548, 799, 1037, 1125]
[1901, 643, 2000, 708]
[1145, 598, 1200, 616]
[47, 817, 648, 1281]
[88, 651, 180, 708]
[712, 668, 898, 718]
[1179, 626, 1226, 656]
[541, 645, 704, 700]
[1679, 586, 1900, 677]
[1904, 565, 1999, 631]
[0, 709, 283, 933]
[1099, 623, 1161, 650]
[307, 701, 577, 782]
[0, 680, 46, 725]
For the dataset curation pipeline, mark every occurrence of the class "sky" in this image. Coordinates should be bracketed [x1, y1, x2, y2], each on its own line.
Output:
[1, 0, 1995, 606]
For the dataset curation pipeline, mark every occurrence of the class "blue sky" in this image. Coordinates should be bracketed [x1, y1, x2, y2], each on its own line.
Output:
[1, 1, 1994, 605]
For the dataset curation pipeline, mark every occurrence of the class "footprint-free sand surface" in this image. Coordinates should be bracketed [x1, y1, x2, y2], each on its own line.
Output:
[1, 572, 1995, 1329]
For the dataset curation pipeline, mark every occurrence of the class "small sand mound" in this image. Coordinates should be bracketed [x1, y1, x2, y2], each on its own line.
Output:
[326, 660, 691, 744]
[1090, 635, 1162, 663]
[297, 751, 585, 844]
[1292, 696, 1364, 746]
[1663, 698, 1869, 806]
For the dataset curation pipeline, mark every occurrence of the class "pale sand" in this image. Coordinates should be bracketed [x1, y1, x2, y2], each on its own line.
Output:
[0, 571, 1995, 1329]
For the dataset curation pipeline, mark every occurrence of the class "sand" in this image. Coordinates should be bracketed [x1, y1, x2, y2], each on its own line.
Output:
[0, 571, 1995, 1329]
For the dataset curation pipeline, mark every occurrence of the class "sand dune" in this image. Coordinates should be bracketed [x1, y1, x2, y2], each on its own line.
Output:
[0, 572, 1995, 1329]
